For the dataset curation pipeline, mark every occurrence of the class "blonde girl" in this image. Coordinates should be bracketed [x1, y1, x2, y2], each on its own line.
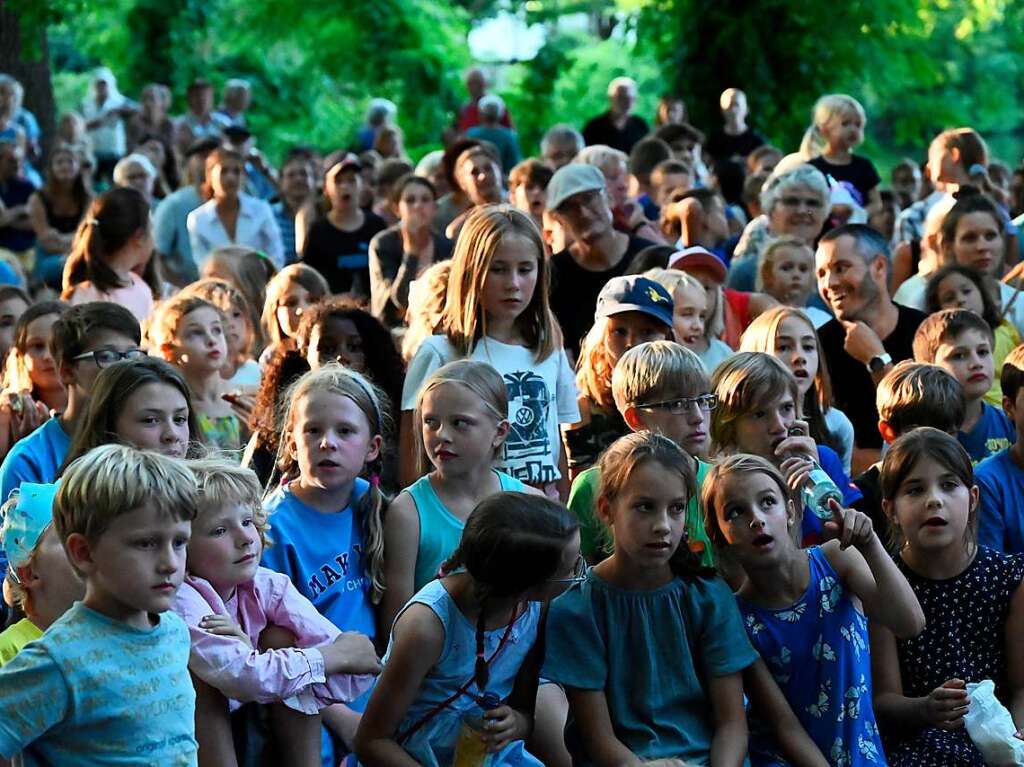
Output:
[702, 454, 923, 766]
[202, 245, 279, 355]
[399, 205, 579, 497]
[740, 306, 855, 474]
[401, 260, 451, 363]
[543, 432, 757, 765]
[259, 263, 329, 366]
[755, 237, 831, 326]
[564, 275, 674, 478]
[800, 93, 881, 212]
[181, 278, 259, 388]
[150, 294, 242, 456]
[647, 266, 733, 372]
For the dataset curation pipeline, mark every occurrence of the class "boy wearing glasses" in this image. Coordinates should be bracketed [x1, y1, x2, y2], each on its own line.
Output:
[0, 302, 142, 504]
[567, 339, 717, 566]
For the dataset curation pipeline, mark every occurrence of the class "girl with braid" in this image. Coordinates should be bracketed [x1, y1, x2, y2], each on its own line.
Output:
[355, 492, 581, 767]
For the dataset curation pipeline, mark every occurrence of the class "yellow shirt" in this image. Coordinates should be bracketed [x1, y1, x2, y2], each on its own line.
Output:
[0, 617, 42, 666]
[986, 320, 1021, 407]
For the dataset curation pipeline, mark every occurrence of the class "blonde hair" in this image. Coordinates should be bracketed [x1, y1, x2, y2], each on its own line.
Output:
[755, 236, 814, 294]
[202, 246, 279, 353]
[612, 340, 709, 413]
[710, 352, 798, 454]
[441, 205, 561, 361]
[189, 458, 269, 547]
[575, 318, 616, 407]
[575, 145, 629, 176]
[261, 264, 330, 348]
[277, 363, 389, 603]
[800, 94, 866, 159]
[414, 360, 508, 473]
[148, 294, 226, 354]
[53, 444, 198, 545]
[180, 278, 254, 360]
[403, 260, 451, 363]
[646, 266, 719, 344]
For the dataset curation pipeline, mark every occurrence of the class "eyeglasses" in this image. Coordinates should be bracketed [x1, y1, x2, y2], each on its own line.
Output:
[779, 196, 824, 210]
[637, 394, 718, 415]
[72, 348, 147, 368]
[548, 554, 588, 584]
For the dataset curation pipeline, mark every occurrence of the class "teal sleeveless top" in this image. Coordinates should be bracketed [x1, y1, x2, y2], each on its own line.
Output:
[410, 471, 526, 590]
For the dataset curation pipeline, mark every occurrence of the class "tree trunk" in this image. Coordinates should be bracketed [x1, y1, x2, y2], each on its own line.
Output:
[0, 1, 57, 160]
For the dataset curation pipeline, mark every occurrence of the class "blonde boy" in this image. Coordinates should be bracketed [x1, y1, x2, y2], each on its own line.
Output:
[0, 445, 200, 766]
[567, 340, 716, 564]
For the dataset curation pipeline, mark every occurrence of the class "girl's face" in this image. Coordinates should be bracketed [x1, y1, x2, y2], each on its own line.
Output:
[765, 246, 814, 306]
[289, 390, 381, 494]
[822, 109, 864, 151]
[769, 183, 827, 245]
[713, 470, 795, 566]
[935, 328, 994, 402]
[672, 284, 707, 349]
[113, 382, 190, 458]
[23, 313, 60, 391]
[421, 382, 508, 475]
[600, 460, 689, 572]
[935, 273, 985, 316]
[884, 456, 977, 556]
[173, 307, 227, 374]
[772, 316, 819, 398]
[605, 312, 672, 363]
[210, 157, 244, 199]
[480, 234, 539, 328]
[221, 300, 250, 360]
[51, 151, 79, 183]
[398, 182, 436, 228]
[307, 316, 366, 373]
[187, 502, 262, 597]
[511, 182, 547, 221]
[0, 295, 28, 360]
[276, 281, 313, 340]
[952, 212, 1003, 277]
[732, 391, 797, 461]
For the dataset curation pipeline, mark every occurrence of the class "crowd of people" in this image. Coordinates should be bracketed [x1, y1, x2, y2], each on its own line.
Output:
[0, 60, 1021, 767]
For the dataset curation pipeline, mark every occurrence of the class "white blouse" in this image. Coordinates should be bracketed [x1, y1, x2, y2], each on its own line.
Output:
[187, 193, 284, 269]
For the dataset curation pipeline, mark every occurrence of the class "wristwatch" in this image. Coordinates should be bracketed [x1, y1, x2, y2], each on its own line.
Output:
[867, 352, 892, 374]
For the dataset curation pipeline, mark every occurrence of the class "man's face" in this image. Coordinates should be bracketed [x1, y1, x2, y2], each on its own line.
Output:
[611, 85, 636, 116]
[554, 189, 612, 245]
[815, 235, 884, 323]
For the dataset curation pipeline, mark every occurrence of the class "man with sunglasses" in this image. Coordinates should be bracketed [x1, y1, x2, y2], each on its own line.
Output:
[0, 303, 143, 504]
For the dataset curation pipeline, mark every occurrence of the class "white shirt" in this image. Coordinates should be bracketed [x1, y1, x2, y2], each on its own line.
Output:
[187, 193, 284, 269]
[81, 95, 127, 157]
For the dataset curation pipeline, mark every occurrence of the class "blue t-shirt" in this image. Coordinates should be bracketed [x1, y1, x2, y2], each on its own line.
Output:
[959, 403, 1016, 465]
[543, 571, 758, 766]
[738, 547, 886, 767]
[0, 416, 70, 508]
[0, 602, 197, 766]
[261, 479, 376, 640]
[976, 448, 1024, 554]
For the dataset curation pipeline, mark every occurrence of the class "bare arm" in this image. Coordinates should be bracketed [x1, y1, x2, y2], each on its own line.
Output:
[1006, 581, 1024, 733]
[28, 193, 73, 254]
[890, 241, 914, 293]
[378, 491, 421, 645]
[743, 660, 828, 766]
[708, 672, 747, 767]
[565, 687, 641, 767]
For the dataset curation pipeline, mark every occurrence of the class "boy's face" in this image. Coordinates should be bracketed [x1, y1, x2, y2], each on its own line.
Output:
[671, 140, 698, 167]
[934, 328, 993, 403]
[632, 392, 712, 459]
[62, 329, 143, 396]
[605, 312, 672, 363]
[1003, 384, 1024, 437]
[656, 172, 691, 206]
[733, 392, 797, 462]
[187, 502, 262, 598]
[67, 502, 191, 630]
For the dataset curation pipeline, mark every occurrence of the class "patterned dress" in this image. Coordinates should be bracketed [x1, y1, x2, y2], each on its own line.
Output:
[887, 546, 1024, 766]
[738, 546, 887, 766]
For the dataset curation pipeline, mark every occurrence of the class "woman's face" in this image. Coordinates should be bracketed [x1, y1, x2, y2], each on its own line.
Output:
[398, 182, 436, 229]
[51, 151, 79, 183]
[952, 212, 1003, 277]
[23, 313, 61, 391]
[768, 182, 827, 244]
[122, 163, 154, 200]
[456, 152, 500, 205]
[210, 156, 244, 199]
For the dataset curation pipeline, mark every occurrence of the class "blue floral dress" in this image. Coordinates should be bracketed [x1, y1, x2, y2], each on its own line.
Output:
[738, 546, 887, 766]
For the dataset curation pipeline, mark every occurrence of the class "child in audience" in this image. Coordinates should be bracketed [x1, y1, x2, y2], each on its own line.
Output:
[202, 245, 279, 354]
[851, 361, 965, 534]
[755, 237, 831, 326]
[568, 340, 716, 565]
[563, 276, 674, 477]
[647, 267, 733, 373]
[740, 306, 855, 474]
[175, 459, 380, 767]
[2, 300, 69, 414]
[400, 206, 578, 496]
[151, 294, 243, 456]
[381, 360, 534, 635]
[663, 188, 731, 261]
[711, 352, 862, 544]
[545, 432, 757, 765]
[356, 492, 580, 767]
[976, 345, 1024, 553]
[401, 260, 451, 364]
[912, 308, 1015, 463]
[181, 278, 260, 389]
[925, 263, 1020, 407]
[259, 263, 330, 366]
[872, 428, 1024, 764]
[0, 445, 199, 764]
[703, 454, 924, 766]
[0, 484, 83, 664]
[801, 94, 881, 212]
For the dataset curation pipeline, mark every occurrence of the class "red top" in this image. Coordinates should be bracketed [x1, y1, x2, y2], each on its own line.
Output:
[456, 101, 513, 133]
[723, 288, 752, 349]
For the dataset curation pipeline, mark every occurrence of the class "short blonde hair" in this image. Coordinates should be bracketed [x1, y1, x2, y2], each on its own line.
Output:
[189, 458, 269, 545]
[54, 444, 198, 545]
[576, 145, 629, 176]
[612, 340, 709, 412]
[645, 267, 704, 298]
[756, 236, 814, 293]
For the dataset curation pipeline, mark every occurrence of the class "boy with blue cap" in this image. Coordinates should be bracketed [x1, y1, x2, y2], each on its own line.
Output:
[0, 483, 82, 664]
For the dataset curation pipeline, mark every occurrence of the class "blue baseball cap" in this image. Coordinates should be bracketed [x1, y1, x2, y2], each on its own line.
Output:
[0, 483, 58, 573]
[594, 276, 674, 328]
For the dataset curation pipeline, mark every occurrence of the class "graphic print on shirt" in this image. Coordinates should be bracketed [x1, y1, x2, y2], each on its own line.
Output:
[307, 542, 365, 598]
[503, 370, 552, 464]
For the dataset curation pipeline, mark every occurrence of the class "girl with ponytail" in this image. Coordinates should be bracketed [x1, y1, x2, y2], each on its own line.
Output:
[61, 186, 156, 322]
[355, 491, 580, 767]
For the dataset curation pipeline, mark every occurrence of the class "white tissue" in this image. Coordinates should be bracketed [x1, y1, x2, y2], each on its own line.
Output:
[964, 680, 1024, 766]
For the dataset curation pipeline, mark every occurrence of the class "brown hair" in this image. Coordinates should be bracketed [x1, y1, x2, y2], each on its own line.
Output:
[702, 453, 794, 548]
[912, 308, 994, 364]
[201, 147, 245, 201]
[260, 264, 330, 348]
[203, 246, 279, 353]
[62, 187, 150, 296]
[711, 352, 799, 454]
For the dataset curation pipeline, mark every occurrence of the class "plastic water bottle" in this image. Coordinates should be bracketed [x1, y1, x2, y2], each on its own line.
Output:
[801, 461, 844, 520]
[451, 692, 500, 767]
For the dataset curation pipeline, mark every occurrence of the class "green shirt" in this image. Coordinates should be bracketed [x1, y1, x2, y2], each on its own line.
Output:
[568, 458, 715, 567]
[0, 618, 42, 666]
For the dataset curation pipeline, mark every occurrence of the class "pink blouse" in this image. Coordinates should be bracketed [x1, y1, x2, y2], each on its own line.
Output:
[172, 567, 374, 714]
[68, 271, 154, 323]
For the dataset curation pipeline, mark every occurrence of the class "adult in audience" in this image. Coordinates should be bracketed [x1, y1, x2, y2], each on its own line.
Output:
[466, 95, 520, 174]
[442, 142, 504, 240]
[213, 79, 251, 128]
[582, 77, 649, 154]
[81, 68, 134, 182]
[704, 88, 766, 165]
[455, 67, 512, 132]
[126, 83, 174, 152]
[28, 145, 91, 287]
[175, 79, 224, 157]
[0, 139, 36, 260]
[541, 123, 585, 170]
[272, 150, 316, 264]
[112, 154, 158, 208]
